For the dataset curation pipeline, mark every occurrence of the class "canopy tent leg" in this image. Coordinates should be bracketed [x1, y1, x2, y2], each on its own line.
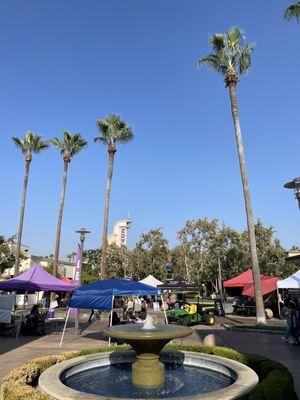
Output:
[277, 288, 282, 319]
[108, 294, 114, 347]
[59, 308, 71, 348]
[23, 290, 27, 310]
[161, 294, 168, 324]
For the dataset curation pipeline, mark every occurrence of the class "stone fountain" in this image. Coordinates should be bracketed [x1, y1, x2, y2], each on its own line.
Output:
[39, 316, 259, 400]
[103, 316, 192, 387]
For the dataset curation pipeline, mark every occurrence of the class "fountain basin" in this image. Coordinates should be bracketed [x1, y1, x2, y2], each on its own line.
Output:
[103, 324, 193, 387]
[39, 350, 259, 400]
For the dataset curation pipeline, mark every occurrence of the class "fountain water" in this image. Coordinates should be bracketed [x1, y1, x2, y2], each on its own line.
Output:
[142, 315, 156, 330]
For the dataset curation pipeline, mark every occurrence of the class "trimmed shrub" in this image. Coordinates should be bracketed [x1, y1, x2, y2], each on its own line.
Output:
[249, 370, 297, 400]
[0, 344, 297, 400]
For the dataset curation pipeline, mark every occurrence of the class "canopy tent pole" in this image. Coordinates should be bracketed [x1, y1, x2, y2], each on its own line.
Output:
[59, 308, 71, 348]
[276, 287, 282, 319]
[161, 293, 168, 324]
[108, 293, 115, 347]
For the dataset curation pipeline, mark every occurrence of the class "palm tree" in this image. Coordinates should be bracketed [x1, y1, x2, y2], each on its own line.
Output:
[95, 115, 133, 279]
[284, 2, 300, 21]
[50, 131, 87, 277]
[12, 132, 49, 276]
[197, 27, 266, 325]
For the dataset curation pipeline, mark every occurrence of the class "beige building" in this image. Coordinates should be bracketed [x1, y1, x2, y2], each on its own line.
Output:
[3, 249, 75, 279]
[108, 219, 131, 247]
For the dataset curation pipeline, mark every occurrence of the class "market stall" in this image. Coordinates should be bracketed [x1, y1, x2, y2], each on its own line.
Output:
[60, 278, 161, 346]
[0, 264, 75, 293]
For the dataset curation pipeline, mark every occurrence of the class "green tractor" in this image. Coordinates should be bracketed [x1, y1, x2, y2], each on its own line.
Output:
[166, 291, 216, 327]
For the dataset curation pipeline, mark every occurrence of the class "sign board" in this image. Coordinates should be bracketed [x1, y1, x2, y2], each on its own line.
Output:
[0, 294, 15, 324]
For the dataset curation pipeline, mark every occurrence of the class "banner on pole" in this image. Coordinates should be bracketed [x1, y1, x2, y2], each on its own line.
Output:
[73, 244, 82, 286]
[70, 244, 81, 317]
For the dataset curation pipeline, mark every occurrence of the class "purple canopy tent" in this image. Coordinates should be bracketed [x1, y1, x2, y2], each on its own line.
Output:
[0, 264, 75, 292]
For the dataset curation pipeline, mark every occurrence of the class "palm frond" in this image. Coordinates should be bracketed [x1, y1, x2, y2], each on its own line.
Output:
[284, 2, 300, 21]
[209, 33, 225, 52]
[197, 54, 225, 73]
[11, 136, 26, 153]
[239, 43, 255, 74]
[227, 27, 243, 48]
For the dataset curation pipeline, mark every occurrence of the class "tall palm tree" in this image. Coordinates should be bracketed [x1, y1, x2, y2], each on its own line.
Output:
[197, 27, 266, 325]
[50, 131, 87, 277]
[12, 132, 49, 276]
[95, 115, 133, 279]
[284, 2, 300, 21]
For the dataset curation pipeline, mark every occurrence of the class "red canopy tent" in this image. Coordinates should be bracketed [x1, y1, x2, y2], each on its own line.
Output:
[242, 276, 279, 298]
[223, 268, 257, 288]
[60, 277, 73, 284]
[223, 268, 278, 296]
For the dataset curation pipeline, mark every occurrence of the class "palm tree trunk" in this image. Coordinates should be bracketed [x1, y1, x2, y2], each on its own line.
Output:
[14, 160, 31, 276]
[100, 148, 116, 279]
[228, 79, 266, 326]
[53, 161, 69, 277]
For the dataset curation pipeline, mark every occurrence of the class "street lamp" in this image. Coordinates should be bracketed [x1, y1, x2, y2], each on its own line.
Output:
[74, 227, 90, 333]
[283, 177, 300, 209]
[215, 247, 224, 304]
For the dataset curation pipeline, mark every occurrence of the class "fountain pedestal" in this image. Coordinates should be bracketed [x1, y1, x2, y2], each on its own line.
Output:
[104, 321, 192, 388]
[132, 353, 164, 387]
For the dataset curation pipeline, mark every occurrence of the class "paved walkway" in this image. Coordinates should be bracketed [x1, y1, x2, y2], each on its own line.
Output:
[0, 316, 299, 397]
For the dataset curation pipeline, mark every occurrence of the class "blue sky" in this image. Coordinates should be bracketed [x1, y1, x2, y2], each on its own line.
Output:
[1, 0, 299, 258]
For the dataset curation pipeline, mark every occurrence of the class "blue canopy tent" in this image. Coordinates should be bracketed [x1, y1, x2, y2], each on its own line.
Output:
[70, 278, 158, 310]
[60, 279, 163, 347]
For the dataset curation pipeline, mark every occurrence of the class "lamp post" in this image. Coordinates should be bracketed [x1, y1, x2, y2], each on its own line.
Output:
[215, 248, 224, 304]
[283, 177, 300, 209]
[74, 227, 90, 333]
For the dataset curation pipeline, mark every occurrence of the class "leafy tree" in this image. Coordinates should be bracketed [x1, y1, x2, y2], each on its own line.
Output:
[82, 245, 130, 284]
[130, 229, 168, 281]
[197, 27, 266, 325]
[12, 132, 49, 276]
[95, 115, 133, 279]
[284, 2, 300, 22]
[244, 220, 285, 276]
[0, 236, 15, 274]
[175, 219, 219, 282]
[50, 131, 87, 277]
[67, 252, 77, 262]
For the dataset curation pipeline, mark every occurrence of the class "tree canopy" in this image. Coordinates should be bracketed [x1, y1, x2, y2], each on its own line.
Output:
[0, 236, 15, 274]
[95, 114, 133, 151]
[12, 131, 49, 158]
[80, 219, 297, 286]
[50, 131, 87, 161]
[284, 2, 300, 22]
[197, 27, 254, 78]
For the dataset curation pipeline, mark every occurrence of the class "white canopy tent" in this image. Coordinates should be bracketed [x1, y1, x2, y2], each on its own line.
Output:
[139, 275, 163, 288]
[277, 270, 300, 289]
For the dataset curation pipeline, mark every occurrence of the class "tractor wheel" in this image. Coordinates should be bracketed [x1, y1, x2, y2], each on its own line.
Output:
[208, 315, 215, 326]
[181, 316, 190, 326]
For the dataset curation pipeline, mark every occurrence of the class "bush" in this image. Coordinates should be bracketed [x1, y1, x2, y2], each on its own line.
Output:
[249, 370, 297, 400]
[0, 344, 297, 400]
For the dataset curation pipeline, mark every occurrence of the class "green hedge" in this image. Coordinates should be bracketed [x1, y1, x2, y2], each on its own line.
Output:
[0, 344, 297, 400]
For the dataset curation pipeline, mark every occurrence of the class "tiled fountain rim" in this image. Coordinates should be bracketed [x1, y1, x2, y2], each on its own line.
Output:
[38, 350, 258, 400]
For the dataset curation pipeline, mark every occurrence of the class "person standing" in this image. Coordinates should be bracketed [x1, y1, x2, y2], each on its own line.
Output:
[134, 297, 142, 318]
[125, 297, 134, 320]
